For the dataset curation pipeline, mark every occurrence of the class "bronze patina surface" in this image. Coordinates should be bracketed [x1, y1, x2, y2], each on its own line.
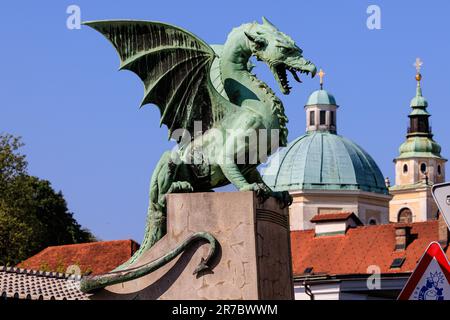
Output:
[81, 18, 315, 292]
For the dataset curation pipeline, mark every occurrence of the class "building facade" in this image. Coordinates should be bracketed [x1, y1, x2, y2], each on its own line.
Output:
[292, 213, 449, 300]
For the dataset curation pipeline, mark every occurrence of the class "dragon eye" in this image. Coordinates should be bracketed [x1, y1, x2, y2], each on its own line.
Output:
[254, 40, 266, 50]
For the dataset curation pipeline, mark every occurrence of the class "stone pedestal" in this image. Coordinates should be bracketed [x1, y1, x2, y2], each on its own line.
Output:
[91, 192, 293, 300]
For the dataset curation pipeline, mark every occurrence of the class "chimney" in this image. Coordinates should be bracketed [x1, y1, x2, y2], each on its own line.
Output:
[395, 224, 412, 251]
[438, 212, 449, 248]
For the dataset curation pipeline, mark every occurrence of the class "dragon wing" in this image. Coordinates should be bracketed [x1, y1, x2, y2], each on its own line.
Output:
[84, 20, 233, 140]
[209, 45, 230, 100]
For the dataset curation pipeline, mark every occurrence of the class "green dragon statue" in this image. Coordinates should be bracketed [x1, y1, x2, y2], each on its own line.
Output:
[80, 17, 316, 293]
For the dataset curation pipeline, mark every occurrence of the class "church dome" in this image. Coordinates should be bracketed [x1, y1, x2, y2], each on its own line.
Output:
[398, 137, 442, 159]
[305, 89, 337, 106]
[262, 131, 389, 194]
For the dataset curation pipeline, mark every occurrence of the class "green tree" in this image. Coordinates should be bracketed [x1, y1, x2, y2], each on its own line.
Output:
[0, 133, 96, 265]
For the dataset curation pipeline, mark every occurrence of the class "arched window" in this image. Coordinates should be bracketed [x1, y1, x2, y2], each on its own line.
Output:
[320, 110, 326, 125]
[398, 208, 413, 223]
[309, 111, 315, 126]
[420, 163, 427, 174]
[368, 218, 377, 225]
[403, 164, 408, 174]
[438, 165, 442, 176]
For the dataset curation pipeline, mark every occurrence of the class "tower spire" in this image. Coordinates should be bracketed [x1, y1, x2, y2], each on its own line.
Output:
[396, 57, 442, 161]
[406, 57, 431, 138]
[409, 57, 428, 109]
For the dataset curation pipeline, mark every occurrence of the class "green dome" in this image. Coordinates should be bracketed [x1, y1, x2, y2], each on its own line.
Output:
[262, 132, 388, 194]
[306, 89, 337, 106]
[398, 137, 442, 159]
[410, 95, 428, 108]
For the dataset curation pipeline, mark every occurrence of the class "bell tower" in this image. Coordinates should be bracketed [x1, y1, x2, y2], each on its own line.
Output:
[389, 58, 447, 223]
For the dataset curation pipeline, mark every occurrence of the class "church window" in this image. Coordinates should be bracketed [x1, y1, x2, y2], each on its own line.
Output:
[309, 111, 315, 126]
[403, 164, 408, 174]
[398, 208, 413, 223]
[320, 110, 326, 125]
[438, 165, 442, 176]
[330, 111, 335, 126]
[420, 163, 427, 174]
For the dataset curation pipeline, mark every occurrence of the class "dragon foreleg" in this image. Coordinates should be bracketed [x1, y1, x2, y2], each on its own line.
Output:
[80, 232, 218, 293]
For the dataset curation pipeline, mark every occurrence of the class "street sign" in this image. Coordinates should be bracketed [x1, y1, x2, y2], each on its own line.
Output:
[398, 242, 450, 300]
[432, 182, 450, 229]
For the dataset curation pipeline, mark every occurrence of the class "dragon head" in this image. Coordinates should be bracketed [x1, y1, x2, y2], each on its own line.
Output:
[245, 17, 317, 94]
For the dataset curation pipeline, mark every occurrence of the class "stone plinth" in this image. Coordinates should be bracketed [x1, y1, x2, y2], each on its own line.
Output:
[90, 192, 293, 300]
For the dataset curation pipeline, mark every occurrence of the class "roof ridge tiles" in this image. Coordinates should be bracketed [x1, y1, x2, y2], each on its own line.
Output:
[0, 266, 78, 279]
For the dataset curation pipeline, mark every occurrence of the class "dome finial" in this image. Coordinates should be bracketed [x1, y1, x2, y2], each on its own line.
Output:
[318, 68, 325, 90]
[414, 57, 423, 95]
[410, 57, 427, 108]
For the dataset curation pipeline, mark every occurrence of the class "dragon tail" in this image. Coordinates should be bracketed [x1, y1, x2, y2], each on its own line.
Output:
[80, 232, 217, 293]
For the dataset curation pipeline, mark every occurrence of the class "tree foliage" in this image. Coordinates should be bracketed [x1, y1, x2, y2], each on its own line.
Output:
[0, 133, 96, 265]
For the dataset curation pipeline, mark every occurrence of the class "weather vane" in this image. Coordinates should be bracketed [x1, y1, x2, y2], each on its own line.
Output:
[414, 57, 423, 82]
[318, 68, 325, 90]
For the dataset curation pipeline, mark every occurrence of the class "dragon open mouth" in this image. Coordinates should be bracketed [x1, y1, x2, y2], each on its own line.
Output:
[272, 63, 315, 95]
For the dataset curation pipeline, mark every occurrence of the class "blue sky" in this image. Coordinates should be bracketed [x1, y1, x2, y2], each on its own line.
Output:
[1, 1, 450, 242]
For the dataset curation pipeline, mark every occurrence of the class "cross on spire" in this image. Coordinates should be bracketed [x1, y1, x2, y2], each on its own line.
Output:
[318, 68, 325, 90]
[414, 57, 423, 73]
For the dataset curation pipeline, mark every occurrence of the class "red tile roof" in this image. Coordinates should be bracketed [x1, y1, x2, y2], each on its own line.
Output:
[310, 212, 361, 224]
[17, 240, 139, 275]
[291, 221, 448, 277]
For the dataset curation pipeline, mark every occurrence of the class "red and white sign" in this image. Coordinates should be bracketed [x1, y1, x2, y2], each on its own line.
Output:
[398, 242, 450, 300]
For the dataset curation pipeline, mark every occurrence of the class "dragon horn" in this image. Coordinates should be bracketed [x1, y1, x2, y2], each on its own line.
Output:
[262, 16, 278, 30]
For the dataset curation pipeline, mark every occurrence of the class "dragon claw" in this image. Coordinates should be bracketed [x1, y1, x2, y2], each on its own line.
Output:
[240, 183, 271, 203]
